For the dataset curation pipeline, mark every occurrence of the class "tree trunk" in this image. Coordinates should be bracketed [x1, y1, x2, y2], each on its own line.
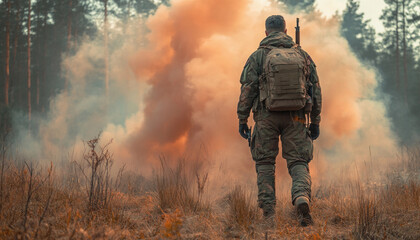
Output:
[128, 0, 132, 17]
[402, 0, 408, 104]
[67, 0, 72, 51]
[36, 7, 40, 107]
[27, 0, 32, 122]
[395, 0, 401, 93]
[13, 5, 21, 107]
[5, 0, 11, 106]
[104, 0, 109, 98]
[36, 76, 39, 107]
[65, 0, 73, 91]
[74, 28, 78, 49]
[42, 5, 47, 113]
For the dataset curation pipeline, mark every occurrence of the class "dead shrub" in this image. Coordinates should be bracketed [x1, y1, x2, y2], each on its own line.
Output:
[73, 133, 124, 211]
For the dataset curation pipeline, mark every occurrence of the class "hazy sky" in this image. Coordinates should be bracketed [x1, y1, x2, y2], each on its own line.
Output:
[251, 0, 388, 33]
[315, 0, 386, 32]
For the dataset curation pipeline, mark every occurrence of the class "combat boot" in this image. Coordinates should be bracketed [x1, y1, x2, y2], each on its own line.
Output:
[261, 206, 276, 229]
[295, 196, 313, 227]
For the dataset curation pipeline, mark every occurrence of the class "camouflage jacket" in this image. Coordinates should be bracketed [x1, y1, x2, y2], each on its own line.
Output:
[237, 31, 322, 125]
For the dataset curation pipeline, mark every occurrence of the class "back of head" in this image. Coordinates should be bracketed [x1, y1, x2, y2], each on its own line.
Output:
[265, 15, 286, 34]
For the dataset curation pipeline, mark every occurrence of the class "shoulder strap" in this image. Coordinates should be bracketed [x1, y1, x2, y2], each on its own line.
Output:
[258, 45, 289, 50]
[294, 46, 311, 78]
[258, 45, 275, 51]
[295, 46, 311, 66]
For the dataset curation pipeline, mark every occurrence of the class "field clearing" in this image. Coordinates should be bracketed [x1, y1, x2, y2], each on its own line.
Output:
[0, 136, 419, 239]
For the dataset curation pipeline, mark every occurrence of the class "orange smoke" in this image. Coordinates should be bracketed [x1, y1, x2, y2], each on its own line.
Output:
[123, 0, 396, 183]
[127, 0, 249, 164]
[27, 0, 397, 188]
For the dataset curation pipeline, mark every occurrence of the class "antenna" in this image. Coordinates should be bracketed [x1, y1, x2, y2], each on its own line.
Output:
[295, 18, 300, 46]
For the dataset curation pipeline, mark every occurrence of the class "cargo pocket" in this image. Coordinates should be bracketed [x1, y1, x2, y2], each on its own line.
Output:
[305, 126, 312, 139]
[292, 124, 313, 163]
[251, 125, 256, 150]
[252, 98, 260, 114]
[251, 124, 258, 153]
[303, 127, 313, 162]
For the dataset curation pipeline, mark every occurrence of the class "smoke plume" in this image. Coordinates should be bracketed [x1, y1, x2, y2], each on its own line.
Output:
[14, 0, 397, 188]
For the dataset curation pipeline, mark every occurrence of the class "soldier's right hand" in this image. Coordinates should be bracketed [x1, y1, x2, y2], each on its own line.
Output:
[239, 123, 249, 139]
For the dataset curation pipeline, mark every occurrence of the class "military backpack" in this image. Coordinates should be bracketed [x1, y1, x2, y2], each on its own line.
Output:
[259, 45, 312, 112]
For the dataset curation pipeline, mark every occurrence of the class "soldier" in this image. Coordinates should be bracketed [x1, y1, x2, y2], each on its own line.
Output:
[237, 15, 321, 227]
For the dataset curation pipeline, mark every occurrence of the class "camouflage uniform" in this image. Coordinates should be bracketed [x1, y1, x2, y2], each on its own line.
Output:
[237, 32, 321, 212]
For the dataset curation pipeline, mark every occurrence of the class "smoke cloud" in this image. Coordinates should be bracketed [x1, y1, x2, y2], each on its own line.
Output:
[14, 0, 398, 189]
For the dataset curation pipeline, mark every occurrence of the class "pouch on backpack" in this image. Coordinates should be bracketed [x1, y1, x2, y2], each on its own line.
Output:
[259, 46, 309, 112]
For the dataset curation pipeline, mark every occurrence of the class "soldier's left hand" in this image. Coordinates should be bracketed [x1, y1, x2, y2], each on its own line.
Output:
[309, 124, 320, 140]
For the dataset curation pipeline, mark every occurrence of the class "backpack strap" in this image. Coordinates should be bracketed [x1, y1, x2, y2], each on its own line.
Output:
[294, 46, 311, 81]
[257, 45, 274, 84]
[258, 45, 275, 51]
[294, 46, 314, 119]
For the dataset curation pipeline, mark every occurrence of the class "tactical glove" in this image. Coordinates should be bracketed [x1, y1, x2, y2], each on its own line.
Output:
[309, 123, 320, 140]
[239, 123, 249, 139]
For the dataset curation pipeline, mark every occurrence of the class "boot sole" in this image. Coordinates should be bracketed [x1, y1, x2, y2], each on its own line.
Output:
[297, 202, 309, 215]
[297, 202, 313, 227]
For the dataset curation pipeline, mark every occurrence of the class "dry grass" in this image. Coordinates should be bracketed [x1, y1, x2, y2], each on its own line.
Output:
[154, 157, 209, 214]
[353, 184, 381, 239]
[224, 186, 259, 234]
[0, 137, 418, 239]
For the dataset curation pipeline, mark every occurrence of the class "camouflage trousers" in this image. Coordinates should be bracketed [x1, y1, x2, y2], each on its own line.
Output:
[251, 110, 313, 211]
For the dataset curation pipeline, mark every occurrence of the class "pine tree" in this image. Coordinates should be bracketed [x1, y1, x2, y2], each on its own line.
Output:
[32, 0, 53, 112]
[104, 0, 109, 97]
[10, 0, 25, 109]
[27, 0, 32, 122]
[132, 0, 157, 16]
[341, 0, 378, 63]
[1, 0, 27, 110]
[379, 0, 420, 144]
[341, 0, 420, 143]
[113, 0, 157, 19]
[277, 0, 315, 13]
[5, 0, 11, 107]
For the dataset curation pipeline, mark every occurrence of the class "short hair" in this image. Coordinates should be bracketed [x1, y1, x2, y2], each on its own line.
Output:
[265, 15, 286, 32]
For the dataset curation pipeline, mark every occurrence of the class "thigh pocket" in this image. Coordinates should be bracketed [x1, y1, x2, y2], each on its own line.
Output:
[251, 123, 279, 163]
[251, 125, 258, 158]
[292, 125, 313, 163]
[302, 127, 313, 162]
[251, 125, 256, 150]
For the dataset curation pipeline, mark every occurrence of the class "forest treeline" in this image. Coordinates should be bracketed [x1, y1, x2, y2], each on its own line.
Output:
[0, 0, 419, 144]
[341, 0, 420, 144]
[0, 0, 167, 130]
